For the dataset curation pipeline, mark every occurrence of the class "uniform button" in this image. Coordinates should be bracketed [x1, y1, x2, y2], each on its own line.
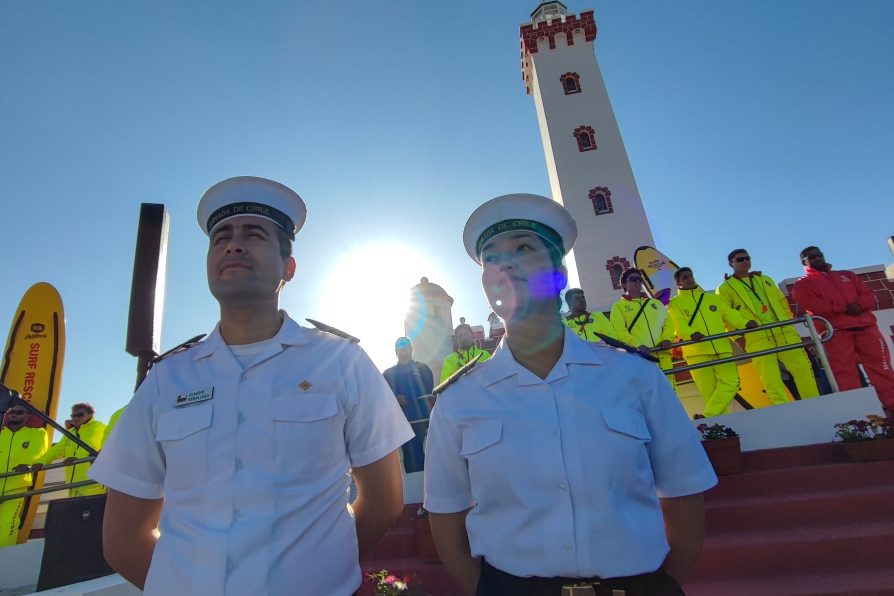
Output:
[563, 544, 573, 551]
[225, 557, 238, 577]
[233, 509, 244, 522]
[235, 458, 243, 471]
[237, 412, 247, 424]
[558, 483, 567, 491]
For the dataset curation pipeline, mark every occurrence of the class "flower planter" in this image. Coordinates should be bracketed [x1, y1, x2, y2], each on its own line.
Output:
[702, 436, 743, 475]
[410, 516, 440, 564]
[841, 439, 894, 463]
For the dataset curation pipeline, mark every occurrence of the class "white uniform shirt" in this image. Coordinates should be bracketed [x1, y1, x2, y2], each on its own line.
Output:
[90, 313, 414, 595]
[424, 327, 717, 579]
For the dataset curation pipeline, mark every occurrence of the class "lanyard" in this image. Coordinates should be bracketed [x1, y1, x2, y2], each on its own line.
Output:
[734, 275, 768, 313]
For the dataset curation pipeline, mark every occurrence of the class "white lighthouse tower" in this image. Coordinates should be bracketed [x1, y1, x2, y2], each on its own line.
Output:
[521, 2, 655, 311]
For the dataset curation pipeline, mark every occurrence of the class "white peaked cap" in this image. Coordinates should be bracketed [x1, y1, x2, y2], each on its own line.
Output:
[462, 193, 578, 264]
[197, 176, 307, 239]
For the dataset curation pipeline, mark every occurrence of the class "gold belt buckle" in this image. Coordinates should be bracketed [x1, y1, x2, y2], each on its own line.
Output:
[561, 583, 597, 596]
[560, 585, 626, 596]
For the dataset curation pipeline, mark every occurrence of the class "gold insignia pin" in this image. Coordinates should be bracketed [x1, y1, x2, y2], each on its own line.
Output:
[299, 380, 312, 391]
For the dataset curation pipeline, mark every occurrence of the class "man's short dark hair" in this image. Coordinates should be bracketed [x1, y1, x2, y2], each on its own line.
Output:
[620, 268, 643, 285]
[674, 267, 692, 282]
[727, 248, 748, 262]
[72, 402, 95, 414]
[800, 245, 820, 260]
[274, 227, 293, 260]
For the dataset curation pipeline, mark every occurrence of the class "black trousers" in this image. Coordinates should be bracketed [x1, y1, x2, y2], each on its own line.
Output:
[476, 560, 686, 596]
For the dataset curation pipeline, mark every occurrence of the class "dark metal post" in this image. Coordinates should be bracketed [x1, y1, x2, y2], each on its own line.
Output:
[126, 204, 170, 390]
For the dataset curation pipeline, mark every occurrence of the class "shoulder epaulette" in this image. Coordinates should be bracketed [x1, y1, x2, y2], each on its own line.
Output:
[149, 334, 206, 367]
[432, 352, 484, 396]
[305, 318, 360, 344]
[594, 333, 659, 363]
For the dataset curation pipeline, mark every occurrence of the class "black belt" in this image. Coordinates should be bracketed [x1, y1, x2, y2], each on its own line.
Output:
[476, 560, 685, 596]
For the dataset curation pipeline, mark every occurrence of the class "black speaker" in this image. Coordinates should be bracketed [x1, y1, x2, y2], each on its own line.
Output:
[126, 203, 170, 359]
[37, 495, 114, 591]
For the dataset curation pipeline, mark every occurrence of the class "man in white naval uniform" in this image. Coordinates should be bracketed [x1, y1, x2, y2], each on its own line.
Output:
[424, 194, 717, 595]
[90, 176, 414, 595]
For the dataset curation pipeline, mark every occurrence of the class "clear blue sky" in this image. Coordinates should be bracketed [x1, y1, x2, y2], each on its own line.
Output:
[2, 1, 892, 423]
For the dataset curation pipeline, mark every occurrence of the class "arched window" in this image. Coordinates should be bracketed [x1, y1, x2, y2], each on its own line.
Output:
[610, 264, 624, 289]
[573, 126, 597, 152]
[605, 256, 632, 291]
[588, 187, 614, 215]
[560, 72, 581, 95]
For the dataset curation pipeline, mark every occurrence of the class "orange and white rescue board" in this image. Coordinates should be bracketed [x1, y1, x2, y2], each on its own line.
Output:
[1, 282, 65, 543]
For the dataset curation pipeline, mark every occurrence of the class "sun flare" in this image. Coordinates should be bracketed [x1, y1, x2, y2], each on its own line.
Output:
[317, 243, 437, 370]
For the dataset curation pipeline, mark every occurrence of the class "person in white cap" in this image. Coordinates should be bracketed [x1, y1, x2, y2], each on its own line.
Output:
[423, 193, 717, 595]
[91, 176, 414, 596]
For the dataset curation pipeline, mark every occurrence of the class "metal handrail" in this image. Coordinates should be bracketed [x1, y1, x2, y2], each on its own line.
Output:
[659, 314, 840, 393]
[0, 456, 95, 481]
[0, 479, 98, 504]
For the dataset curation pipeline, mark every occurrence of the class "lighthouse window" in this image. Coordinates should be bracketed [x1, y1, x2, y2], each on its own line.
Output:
[609, 264, 624, 290]
[588, 187, 614, 215]
[573, 126, 597, 152]
[560, 72, 581, 95]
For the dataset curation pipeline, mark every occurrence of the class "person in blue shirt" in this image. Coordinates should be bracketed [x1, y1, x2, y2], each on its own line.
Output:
[383, 337, 434, 473]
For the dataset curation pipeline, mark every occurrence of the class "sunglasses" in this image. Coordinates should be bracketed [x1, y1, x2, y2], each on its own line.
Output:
[625, 277, 643, 282]
[804, 252, 824, 259]
[7, 410, 27, 416]
[71, 412, 88, 418]
[734, 256, 751, 263]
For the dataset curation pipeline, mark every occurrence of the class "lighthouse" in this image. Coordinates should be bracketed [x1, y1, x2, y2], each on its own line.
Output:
[521, 2, 655, 311]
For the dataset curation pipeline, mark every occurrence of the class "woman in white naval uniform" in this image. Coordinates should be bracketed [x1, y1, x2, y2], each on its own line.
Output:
[424, 194, 718, 596]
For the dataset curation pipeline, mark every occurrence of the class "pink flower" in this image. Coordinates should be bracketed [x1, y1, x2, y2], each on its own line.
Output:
[385, 575, 399, 584]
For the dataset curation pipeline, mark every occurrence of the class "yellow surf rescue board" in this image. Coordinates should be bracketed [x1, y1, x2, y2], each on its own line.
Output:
[1, 282, 65, 543]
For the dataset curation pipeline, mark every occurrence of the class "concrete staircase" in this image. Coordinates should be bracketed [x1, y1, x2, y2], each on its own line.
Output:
[359, 443, 894, 595]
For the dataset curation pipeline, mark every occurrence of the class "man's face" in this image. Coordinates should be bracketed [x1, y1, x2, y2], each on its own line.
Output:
[395, 345, 412, 362]
[802, 248, 826, 270]
[676, 270, 698, 290]
[730, 252, 752, 276]
[481, 232, 562, 323]
[6, 407, 27, 429]
[455, 327, 474, 350]
[568, 291, 587, 314]
[623, 272, 644, 295]
[207, 216, 295, 305]
[70, 408, 92, 428]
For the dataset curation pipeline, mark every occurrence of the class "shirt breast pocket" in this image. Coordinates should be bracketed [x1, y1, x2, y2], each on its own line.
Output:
[602, 407, 653, 488]
[156, 405, 212, 492]
[273, 393, 342, 475]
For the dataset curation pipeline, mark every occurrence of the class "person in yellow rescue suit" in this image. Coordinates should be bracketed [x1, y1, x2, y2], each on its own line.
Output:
[717, 249, 820, 404]
[668, 268, 757, 418]
[564, 288, 617, 343]
[440, 321, 491, 382]
[610, 269, 677, 387]
[0, 404, 48, 547]
[33, 403, 106, 497]
[102, 406, 126, 446]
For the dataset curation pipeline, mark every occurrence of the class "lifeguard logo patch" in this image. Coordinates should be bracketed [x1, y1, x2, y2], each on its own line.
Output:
[709, 305, 718, 311]
[174, 387, 214, 407]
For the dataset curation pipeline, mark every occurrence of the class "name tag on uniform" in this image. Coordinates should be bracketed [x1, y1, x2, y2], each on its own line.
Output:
[174, 387, 214, 407]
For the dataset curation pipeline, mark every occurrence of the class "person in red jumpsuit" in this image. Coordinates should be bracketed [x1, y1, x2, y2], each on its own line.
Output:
[792, 246, 894, 415]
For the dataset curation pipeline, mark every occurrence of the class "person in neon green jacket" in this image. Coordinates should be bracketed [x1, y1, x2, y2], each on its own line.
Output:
[716, 249, 819, 405]
[440, 322, 491, 382]
[610, 269, 676, 386]
[0, 404, 49, 547]
[563, 288, 617, 343]
[34, 403, 106, 497]
[668, 268, 756, 418]
[102, 406, 126, 446]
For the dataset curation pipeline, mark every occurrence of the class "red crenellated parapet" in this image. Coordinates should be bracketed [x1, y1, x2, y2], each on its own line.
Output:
[519, 10, 596, 56]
